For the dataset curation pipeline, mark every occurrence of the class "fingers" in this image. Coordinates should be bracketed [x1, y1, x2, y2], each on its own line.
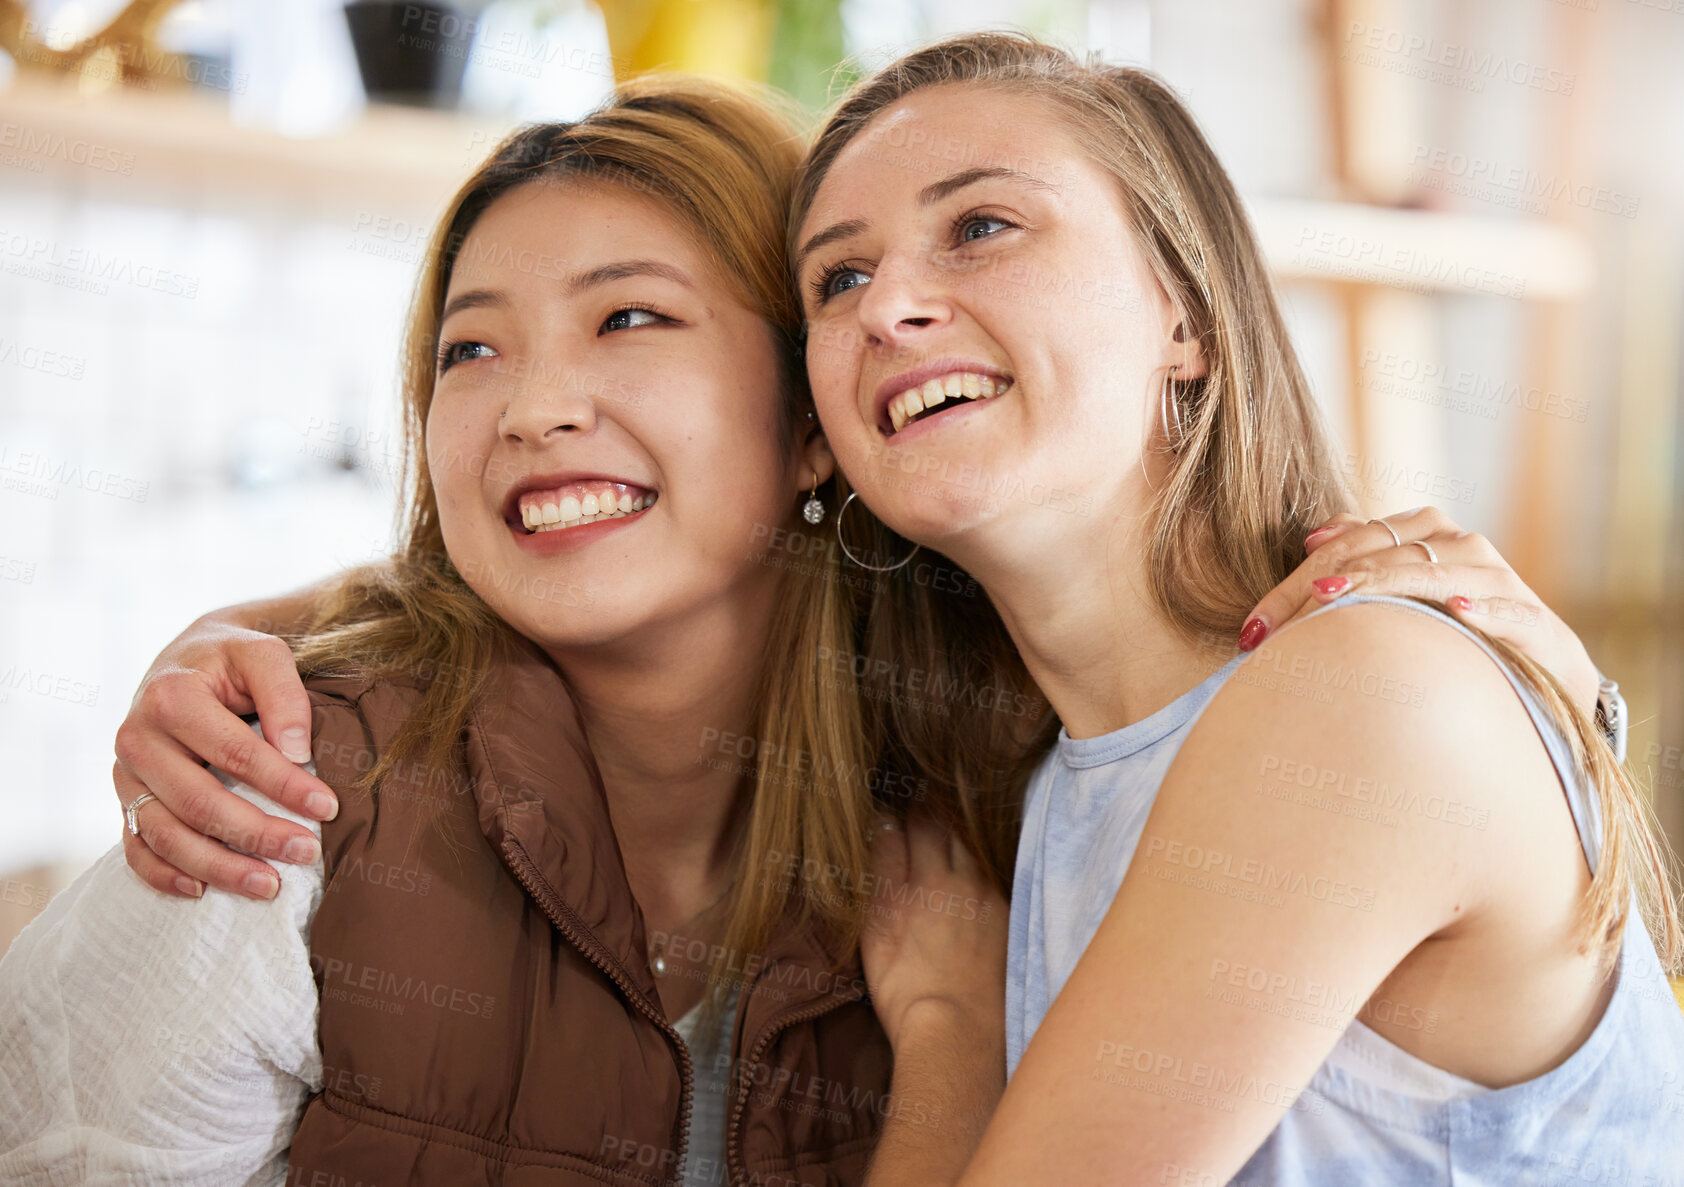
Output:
[124, 669, 338, 822]
[121, 777, 284, 899]
[231, 635, 317, 766]
[121, 829, 203, 899]
[1241, 508, 1498, 650]
[112, 727, 323, 871]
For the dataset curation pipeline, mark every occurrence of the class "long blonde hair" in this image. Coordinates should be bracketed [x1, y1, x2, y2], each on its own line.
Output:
[288, 76, 884, 994]
[792, 32, 1680, 972]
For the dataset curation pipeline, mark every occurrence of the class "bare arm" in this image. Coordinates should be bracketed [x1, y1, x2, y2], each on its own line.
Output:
[860, 815, 1007, 1187]
[115, 579, 339, 900]
[872, 603, 1570, 1183]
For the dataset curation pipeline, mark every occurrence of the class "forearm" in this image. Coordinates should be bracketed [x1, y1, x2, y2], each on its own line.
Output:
[866, 1002, 1004, 1187]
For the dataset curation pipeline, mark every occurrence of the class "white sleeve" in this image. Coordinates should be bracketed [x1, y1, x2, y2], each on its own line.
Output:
[0, 721, 324, 1187]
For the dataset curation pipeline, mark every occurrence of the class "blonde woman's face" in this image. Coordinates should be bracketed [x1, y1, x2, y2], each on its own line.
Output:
[426, 180, 805, 650]
[796, 85, 1184, 565]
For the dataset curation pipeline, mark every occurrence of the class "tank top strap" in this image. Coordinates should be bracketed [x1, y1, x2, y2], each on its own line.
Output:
[1298, 594, 1603, 874]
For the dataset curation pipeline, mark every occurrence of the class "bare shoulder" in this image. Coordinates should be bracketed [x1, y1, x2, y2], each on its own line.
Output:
[1157, 598, 1564, 924]
[1221, 597, 1545, 757]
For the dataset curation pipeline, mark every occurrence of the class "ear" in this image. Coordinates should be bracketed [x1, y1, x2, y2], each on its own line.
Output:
[795, 412, 837, 493]
[1167, 313, 1210, 382]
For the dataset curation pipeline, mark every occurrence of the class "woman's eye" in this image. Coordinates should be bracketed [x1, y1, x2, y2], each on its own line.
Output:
[813, 266, 870, 305]
[439, 340, 497, 372]
[601, 307, 664, 334]
[960, 216, 1010, 242]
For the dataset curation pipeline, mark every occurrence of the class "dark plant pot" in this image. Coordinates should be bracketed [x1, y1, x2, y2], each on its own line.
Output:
[342, 1, 475, 109]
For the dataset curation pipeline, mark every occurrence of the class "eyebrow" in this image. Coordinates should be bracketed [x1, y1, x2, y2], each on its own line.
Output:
[795, 218, 869, 272]
[440, 288, 509, 322]
[918, 166, 1059, 205]
[439, 259, 695, 323]
[796, 168, 1058, 271]
[567, 258, 695, 293]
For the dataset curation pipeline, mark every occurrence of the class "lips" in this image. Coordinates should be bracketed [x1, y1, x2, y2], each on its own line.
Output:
[873, 360, 1014, 437]
[503, 473, 657, 534]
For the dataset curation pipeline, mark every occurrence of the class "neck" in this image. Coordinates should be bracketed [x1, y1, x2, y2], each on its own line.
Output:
[954, 506, 1223, 740]
[543, 575, 779, 927]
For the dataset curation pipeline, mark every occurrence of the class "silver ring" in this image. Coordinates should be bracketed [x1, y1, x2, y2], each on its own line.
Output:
[1411, 539, 1438, 564]
[125, 792, 158, 837]
[1367, 518, 1402, 547]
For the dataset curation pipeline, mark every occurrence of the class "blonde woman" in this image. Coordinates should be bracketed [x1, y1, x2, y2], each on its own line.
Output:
[788, 33, 1684, 1185]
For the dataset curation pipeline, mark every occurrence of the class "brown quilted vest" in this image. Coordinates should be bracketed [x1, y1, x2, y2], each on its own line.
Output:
[286, 636, 892, 1186]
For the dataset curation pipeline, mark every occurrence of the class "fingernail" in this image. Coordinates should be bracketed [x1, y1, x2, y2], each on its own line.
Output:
[305, 791, 339, 821]
[242, 871, 279, 899]
[1304, 524, 1340, 547]
[284, 836, 321, 864]
[281, 727, 312, 764]
[1312, 576, 1351, 597]
[1238, 617, 1269, 652]
[1448, 595, 1473, 613]
[175, 876, 204, 898]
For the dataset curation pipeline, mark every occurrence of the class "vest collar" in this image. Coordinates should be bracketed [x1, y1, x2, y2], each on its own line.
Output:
[460, 634, 864, 1019]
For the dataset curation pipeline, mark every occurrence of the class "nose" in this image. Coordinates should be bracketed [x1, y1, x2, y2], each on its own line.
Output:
[854, 252, 953, 352]
[497, 366, 598, 443]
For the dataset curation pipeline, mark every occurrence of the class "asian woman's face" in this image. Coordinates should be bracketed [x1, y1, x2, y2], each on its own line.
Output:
[795, 84, 1195, 567]
[426, 179, 823, 651]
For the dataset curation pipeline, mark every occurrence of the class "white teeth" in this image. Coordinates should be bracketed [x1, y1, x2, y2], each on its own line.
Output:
[884, 371, 1011, 433]
[519, 487, 656, 534]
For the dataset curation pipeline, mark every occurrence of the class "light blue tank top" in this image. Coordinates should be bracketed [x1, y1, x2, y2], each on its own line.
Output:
[1004, 594, 1684, 1184]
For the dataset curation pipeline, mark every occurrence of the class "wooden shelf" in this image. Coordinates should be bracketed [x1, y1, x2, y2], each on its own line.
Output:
[0, 74, 512, 218]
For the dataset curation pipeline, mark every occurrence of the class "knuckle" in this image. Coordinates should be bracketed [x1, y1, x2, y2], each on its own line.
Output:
[210, 734, 260, 779]
[142, 671, 191, 719]
[1463, 532, 1500, 564]
[145, 822, 181, 865]
[173, 790, 219, 832]
[1414, 506, 1452, 532]
[1319, 538, 1359, 572]
[1347, 556, 1385, 580]
[112, 722, 144, 767]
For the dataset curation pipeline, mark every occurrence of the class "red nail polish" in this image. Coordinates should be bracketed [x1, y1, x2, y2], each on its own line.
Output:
[1304, 524, 1339, 547]
[1312, 576, 1351, 597]
[1448, 595, 1473, 613]
[1238, 617, 1268, 651]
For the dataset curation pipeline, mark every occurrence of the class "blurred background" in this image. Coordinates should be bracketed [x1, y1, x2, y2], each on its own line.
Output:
[1, 0, 1681, 953]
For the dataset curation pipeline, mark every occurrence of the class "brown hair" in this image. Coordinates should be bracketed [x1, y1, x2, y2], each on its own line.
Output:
[287, 76, 882, 1005]
[793, 32, 1680, 971]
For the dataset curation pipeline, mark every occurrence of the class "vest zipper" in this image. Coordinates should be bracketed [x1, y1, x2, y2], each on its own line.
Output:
[498, 836, 694, 1186]
[724, 980, 867, 1186]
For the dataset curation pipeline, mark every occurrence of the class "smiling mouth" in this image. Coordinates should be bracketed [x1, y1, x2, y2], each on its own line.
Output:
[885, 371, 1014, 434]
[516, 481, 657, 533]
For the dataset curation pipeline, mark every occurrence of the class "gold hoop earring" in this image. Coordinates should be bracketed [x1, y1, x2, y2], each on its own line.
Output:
[835, 491, 919, 572]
